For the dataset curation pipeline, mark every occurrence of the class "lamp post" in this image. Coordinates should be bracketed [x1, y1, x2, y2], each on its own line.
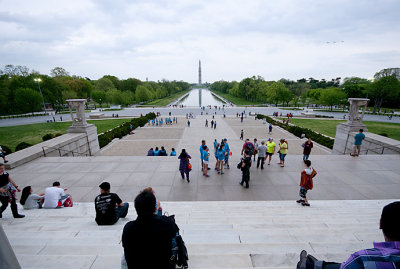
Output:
[34, 78, 46, 113]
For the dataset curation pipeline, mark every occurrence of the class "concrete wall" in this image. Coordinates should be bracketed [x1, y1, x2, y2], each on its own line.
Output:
[5, 125, 100, 169]
[342, 132, 400, 155]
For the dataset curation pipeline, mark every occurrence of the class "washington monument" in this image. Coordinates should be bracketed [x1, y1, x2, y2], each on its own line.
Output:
[198, 60, 202, 85]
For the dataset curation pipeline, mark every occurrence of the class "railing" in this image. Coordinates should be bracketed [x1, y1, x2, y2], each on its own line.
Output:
[344, 140, 400, 155]
[361, 144, 400, 155]
[42, 145, 89, 157]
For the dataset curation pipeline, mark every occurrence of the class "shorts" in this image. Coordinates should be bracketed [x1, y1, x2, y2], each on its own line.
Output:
[299, 187, 308, 198]
[279, 153, 286, 161]
[353, 145, 361, 150]
[266, 152, 273, 156]
[203, 160, 209, 165]
[224, 155, 229, 162]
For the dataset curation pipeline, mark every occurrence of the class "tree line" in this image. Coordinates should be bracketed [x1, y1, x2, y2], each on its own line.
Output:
[210, 68, 400, 112]
[0, 65, 190, 115]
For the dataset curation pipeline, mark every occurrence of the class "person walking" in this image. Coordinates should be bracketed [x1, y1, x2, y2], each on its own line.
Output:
[253, 138, 259, 162]
[256, 140, 267, 169]
[239, 150, 251, 188]
[241, 139, 254, 159]
[351, 129, 366, 156]
[205, 119, 208, 127]
[240, 129, 244, 140]
[214, 120, 217, 129]
[266, 138, 276, 165]
[178, 149, 191, 183]
[296, 160, 317, 206]
[302, 138, 313, 161]
[268, 123, 273, 134]
[211, 120, 214, 128]
[278, 139, 288, 167]
[0, 164, 24, 218]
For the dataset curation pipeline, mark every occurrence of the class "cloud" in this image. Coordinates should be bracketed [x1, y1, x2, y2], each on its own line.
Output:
[1, 0, 399, 82]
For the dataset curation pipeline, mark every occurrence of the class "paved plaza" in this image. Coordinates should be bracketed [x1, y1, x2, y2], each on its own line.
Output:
[1, 114, 400, 268]
[8, 115, 400, 202]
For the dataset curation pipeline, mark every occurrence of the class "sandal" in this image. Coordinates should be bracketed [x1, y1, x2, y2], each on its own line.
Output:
[296, 199, 304, 203]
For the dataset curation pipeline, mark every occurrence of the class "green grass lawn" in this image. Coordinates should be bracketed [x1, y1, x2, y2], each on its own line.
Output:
[0, 118, 131, 152]
[284, 118, 400, 141]
[209, 90, 261, 106]
[145, 89, 191, 106]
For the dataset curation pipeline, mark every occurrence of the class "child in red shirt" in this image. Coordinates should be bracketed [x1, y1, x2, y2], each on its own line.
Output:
[297, 160, 317, 206]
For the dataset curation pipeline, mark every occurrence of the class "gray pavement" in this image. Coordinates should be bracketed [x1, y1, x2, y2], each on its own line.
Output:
[8, 115, 400, 202]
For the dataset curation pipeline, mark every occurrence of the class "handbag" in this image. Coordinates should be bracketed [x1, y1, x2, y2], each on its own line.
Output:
[186, 157, 192, 170]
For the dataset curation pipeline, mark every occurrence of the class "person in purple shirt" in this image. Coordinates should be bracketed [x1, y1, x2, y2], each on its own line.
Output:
[147, 148, 154, 156]
[297, 201, 400, 269]
[178, 149, 191, 183]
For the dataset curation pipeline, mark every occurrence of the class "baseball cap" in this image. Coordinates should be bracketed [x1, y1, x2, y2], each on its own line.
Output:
[99, 182, 110, 190]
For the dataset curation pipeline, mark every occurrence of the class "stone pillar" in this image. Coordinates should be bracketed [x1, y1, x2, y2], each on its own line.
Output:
[332, 98, 369, 154]
[66, 99, 100, 156]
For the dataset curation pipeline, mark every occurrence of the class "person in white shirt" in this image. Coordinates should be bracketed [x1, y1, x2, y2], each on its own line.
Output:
[43, 181, 72, 208]
[20, 186, 44, 209]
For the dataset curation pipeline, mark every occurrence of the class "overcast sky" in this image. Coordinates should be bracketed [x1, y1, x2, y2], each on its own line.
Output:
[1, 0, 399, 83]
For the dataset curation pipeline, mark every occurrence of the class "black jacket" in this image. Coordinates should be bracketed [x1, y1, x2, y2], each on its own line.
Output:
[122, 215, 178, 269]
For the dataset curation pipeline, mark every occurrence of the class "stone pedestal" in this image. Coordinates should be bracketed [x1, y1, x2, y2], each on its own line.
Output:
[332, 98, 369, 155]
[66, 99, 100, 156]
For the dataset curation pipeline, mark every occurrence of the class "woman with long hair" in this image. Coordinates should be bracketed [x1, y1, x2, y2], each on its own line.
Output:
[20, 186, 44, 209]
[178, 149, 191, 182]
[217, 143, 225, 174]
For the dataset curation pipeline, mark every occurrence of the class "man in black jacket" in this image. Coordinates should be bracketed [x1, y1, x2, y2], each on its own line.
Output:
[122, 190, 178, 268]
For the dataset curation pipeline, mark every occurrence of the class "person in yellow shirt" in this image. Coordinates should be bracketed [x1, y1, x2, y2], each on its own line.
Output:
[266, 138, 276, 165]
[278, 139, 288, 167]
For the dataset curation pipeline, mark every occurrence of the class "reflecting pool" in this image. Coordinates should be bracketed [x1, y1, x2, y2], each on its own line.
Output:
[177, 88, 226, 107]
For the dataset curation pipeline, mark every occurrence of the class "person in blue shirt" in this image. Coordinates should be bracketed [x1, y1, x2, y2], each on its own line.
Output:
[202, 146, 210, 177]
[154, 147, 160, 156]
[217, 144, 225, 174]
[170, 148, 176, 156]
[200, 140, 207, 171]
[351, 129, 366, 157]
[223, 138, 230, 169]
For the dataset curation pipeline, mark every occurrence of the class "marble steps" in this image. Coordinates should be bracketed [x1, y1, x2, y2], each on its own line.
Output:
[1, 199, 394, 269]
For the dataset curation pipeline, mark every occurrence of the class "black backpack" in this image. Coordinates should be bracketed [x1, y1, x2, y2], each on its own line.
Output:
[166, 215, 189, 268]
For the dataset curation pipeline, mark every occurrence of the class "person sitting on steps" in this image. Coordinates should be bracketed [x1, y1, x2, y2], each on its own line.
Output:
[297, 201, 400, 269]
[95, 182, 129, 225]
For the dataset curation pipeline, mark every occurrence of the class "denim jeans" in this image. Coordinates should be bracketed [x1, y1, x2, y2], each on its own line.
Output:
[115, 202, 129, 220]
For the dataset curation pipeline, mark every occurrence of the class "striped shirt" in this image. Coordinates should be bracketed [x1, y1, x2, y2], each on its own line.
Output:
[341, 241, 400, 269]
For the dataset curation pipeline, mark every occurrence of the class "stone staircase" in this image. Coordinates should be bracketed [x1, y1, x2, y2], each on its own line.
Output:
[1, 199, 394, 269]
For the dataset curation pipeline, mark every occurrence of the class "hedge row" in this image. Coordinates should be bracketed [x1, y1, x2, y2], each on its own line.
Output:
[98, 113, 156, 148]
[0, 113, 48, 119]
[42, 133, 63, 141]
[256, 114, 335, 149]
